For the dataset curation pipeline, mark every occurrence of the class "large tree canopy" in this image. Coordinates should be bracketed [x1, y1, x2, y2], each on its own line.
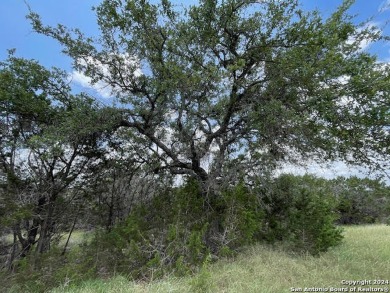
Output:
[28, 0, 390, 189]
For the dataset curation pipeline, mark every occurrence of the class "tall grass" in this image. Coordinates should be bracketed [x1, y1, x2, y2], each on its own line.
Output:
[52, 225, 390, 293]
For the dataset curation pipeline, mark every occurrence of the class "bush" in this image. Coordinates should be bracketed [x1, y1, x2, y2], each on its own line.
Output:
[211, 182, 265, 254]
[1, 245, 93, 293]
[66, 176, 343, 284]
[259, 174, 343, 255]
[1, 175, 347, 291]
[72, 179, 266, 280]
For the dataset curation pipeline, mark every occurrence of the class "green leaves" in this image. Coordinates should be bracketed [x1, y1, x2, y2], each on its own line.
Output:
[22, 0, 390, 186]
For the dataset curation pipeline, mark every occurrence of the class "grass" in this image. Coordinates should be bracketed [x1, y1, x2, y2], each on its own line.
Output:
[0, 233, 15, 245]
[58, 230, 93, 247]
[1, 229, 92, 248]
[50, 224, 390, 293]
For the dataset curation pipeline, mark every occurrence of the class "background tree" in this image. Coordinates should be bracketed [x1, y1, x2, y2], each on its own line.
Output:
[330, 176, 390, 224]
[81, 129, 172, 231]
[0, 54, 116, 264]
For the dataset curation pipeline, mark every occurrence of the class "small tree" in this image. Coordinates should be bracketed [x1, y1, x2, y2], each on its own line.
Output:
[0, 55, 114, 262]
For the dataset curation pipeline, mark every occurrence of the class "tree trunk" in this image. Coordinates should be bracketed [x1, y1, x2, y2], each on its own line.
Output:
[7, 231, 18, 272]
[36, 200, 55, 253]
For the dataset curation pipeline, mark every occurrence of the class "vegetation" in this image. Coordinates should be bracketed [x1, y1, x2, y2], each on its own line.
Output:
[332, 177, 390, 224]
[1, 0, 390, 291]
[259, 174, 343, 254]
[2, 175, 389, 292]
[47, 225, 390, 293]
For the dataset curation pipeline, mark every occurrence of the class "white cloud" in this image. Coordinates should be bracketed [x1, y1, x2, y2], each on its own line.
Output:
[346, 22, 381, 52]
[379, 0, 390, 13]
[69, 70, 113, 98]
[69, 53, 142, 99]
[277, 160, 389, 184]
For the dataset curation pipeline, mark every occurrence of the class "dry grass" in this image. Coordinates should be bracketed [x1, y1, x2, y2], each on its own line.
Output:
[51, 225, 390, 293]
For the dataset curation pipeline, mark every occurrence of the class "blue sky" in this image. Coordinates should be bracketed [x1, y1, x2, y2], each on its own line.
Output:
[1, 0, 388, 105]
[0, 0, 389, 70]
[0, 0, 97, 69]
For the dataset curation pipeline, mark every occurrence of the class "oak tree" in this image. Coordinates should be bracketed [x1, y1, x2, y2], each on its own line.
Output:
[28, 0, 390, 191]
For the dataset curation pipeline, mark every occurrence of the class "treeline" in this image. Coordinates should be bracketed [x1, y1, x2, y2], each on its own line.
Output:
[1, 164, 389, 291]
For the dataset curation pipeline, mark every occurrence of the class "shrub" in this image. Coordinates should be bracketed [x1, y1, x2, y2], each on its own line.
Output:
[259, 174, 343, 255]
[76, 175, 343, 283]
[1, 175, 347, 291]
[75, 180, 210, 280]
[1, 244, 95, 293]
[211, 182, 265, 253]
[73, 179, 266, 280]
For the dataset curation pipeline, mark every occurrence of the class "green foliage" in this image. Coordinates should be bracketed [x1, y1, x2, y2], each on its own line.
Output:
[259, 174, 343, 255]
[52, 180, 264, 282]
[47, 225, 390, 293]
[213, 182, 265, 250]
[0, 53, 122, 265]
[4, 0, 390, 288]
[2, 175, 349, 291]
[69, 181, 207, 280]
[27, 0, 390, 183]
[331, 177, 390, 224]
[189, 266, 214, 293]
[56, 176, 343, 286]
[3, 245, 92, 293]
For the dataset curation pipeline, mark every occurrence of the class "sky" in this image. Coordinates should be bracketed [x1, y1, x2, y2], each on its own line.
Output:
[0, 0, 389, 68]
[0, 0, 389, 181]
